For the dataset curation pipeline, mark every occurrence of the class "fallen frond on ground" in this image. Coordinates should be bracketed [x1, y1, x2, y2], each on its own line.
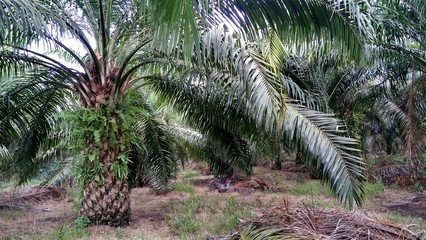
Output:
[0, 186, 63, 209]
[377, 163, 413, 186]
[212, 199, 422, 239]
[210, 176, 278, 194]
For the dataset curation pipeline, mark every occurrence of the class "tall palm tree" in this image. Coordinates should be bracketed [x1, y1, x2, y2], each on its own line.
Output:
[0, 0, 373, 225]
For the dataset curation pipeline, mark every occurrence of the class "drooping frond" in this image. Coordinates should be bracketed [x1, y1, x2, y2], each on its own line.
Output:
[0, 186, 62, 209]
[132, 115, 179, 193]
[280, 74, 322, 111]
[378, 92, 425, 163]
[144, 25, 367, 206]
[282, 103, 366, 208]
[145, 0, 209, 62]
[38, 158, 75, 186]
[205, 127, 255, 177]
[196, 27, 283, 128]
[123, 90, 183, 192]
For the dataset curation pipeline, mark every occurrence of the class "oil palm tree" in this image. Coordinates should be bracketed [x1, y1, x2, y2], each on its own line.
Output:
[0, 0, 373, 225]
[0, 0, 191, 226]
[373, 0, 426, 178]
[322, 0, 426, 178]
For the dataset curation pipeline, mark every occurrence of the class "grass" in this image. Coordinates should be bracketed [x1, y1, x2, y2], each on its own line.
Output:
[0, 179, 42, 190]
[41, 223, 88, 240]
[2, 162, 425, 239]
[390, 154, 405, 163]
[182, 172, 201, 179]
[0, 208, 24, 221]
[173, 182, 195, 194]
[382, 213, 425, 233]
[364, 181, 385, 198]
[289, 180, 334, 197]
[167, 195, 255, 239]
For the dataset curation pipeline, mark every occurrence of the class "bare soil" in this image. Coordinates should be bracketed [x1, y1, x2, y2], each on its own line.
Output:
[0, 165, 425, 239]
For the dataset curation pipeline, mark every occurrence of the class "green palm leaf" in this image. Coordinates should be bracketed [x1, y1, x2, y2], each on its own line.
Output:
[216, 0, 374, 62]
[282, 103, 366, 208]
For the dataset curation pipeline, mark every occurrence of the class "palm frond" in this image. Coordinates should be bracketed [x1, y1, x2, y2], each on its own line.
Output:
[0, 145, 9, 159]
[136, 118, 178, 193]
[146, 0, 208, 62]
[0, 70, 76, 184]
[38, 157, 75, 187]
[34, 125, 76, 187]
[206, 128, 255, 177]
[239, 225, 283, 240]
[216, 0, 374, 62]
[0, 186, 62, 209]
[280, 74, 322, 111]
[0, 0, 51, 45]
[282, 103, 366, 208]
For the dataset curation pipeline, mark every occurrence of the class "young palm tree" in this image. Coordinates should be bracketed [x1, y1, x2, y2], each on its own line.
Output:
[0, 0, 373, 225]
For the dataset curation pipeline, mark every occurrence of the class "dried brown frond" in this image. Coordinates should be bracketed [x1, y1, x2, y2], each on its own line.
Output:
[245, 199, 419, 239]
[379, 164, 413, 186]
[0, 186, 63, 209]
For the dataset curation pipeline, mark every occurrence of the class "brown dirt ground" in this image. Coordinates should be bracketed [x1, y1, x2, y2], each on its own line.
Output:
[0, 165, 425, 239]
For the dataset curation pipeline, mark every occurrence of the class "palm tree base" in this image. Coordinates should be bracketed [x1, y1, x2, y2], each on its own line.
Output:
[79, 178, 131, 226]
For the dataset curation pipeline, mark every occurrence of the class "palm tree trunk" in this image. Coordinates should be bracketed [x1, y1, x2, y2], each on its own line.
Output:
[77, 71, 131, 225]
[79, 142, 131, 226]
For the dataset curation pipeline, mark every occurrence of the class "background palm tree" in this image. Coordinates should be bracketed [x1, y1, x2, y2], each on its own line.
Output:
[373, 0, 426, 179]
[0, 0, 374, 225]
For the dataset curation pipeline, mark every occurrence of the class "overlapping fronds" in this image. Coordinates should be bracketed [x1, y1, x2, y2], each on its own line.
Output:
[378, 95, 425, 164]
[147, 75, 267, 177]
[146, 0, 209, 62]
[0, 69, 76, 184]
[0, 0, 51, 45]
[197, 27, 282, 128]
[373, 0, 426, 71]
[31, 122, 76, 187]
[0, 0, 370, 208]
[216, 0, 374, 62]
[165, 125, 208, 162]
[280, 74, 322, 111]
[205, 128, 255, 177]
[122, 90, 184, 192]
[37, 157, 75, 186]
[243, 200, 419, 239]
[132, 115, 179, 193]
[144, 25, 367, 206]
